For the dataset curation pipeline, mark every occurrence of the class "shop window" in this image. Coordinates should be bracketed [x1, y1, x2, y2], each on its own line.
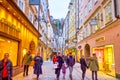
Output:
[0, 36, 18, 66]
[104, 1, 113, 24]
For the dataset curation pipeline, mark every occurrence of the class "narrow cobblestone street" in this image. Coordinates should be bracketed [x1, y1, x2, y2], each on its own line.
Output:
[13, 61, 119, 80]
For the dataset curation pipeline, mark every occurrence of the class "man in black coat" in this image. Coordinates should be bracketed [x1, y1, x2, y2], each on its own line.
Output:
[80, 55, 88, 80]
[55, 53, 64, 80]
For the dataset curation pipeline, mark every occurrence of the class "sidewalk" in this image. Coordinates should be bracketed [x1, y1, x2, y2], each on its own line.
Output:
[13, 61, 119, 80]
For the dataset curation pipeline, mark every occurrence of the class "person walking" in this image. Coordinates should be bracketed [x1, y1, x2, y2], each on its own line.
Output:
[88, 53, 99, 80]
[22, 50, 32, 76]
[80, 55, 88, 80]
[0, 53, 13, 80]
[33, 52, 43, 79]
[61, 63, 67, 79]
[55, 53, 64, 80]
[66, 53, 75, 80]
[53, 55, 58, 64]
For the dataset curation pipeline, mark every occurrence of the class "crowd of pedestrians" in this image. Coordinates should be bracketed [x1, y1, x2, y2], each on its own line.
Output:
[0, 50, 99, 80]
[53, 52, 99, 80]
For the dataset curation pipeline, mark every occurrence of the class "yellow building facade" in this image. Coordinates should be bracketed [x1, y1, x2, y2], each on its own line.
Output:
[0, 0, 40, 68]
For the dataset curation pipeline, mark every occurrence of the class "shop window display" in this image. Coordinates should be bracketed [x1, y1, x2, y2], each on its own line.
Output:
[93, 45, 115, 76]
[0, 36, 18, 66]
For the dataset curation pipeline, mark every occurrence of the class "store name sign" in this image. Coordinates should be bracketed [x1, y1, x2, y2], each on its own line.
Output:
[96, 37, 105, 43]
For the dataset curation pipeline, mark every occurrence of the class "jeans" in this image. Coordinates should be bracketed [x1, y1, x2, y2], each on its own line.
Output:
[55, 68, 61, 79]
[82, 69, 86, 80]
[2, 77, 8, 80]
[23, 65, 29, 76]
[92, 71, 98, 80]
[69, 66, 73, 78]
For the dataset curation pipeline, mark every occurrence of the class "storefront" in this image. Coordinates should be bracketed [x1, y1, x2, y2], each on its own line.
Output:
[93, 45, 115, 76]
[0, 36, 19, 66]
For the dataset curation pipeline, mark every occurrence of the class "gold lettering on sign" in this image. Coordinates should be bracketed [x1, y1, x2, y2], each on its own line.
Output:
[96, 37, 105, 43]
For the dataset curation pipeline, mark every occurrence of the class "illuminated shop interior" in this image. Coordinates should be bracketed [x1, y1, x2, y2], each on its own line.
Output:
[93, 45, 115, 76]
[0, 36, 18, 66]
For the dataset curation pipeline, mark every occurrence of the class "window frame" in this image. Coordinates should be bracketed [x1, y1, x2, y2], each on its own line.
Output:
[104, 1, 113, 24]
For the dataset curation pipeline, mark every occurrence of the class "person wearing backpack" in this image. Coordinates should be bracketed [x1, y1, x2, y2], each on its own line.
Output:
[66, 53, 75, 79]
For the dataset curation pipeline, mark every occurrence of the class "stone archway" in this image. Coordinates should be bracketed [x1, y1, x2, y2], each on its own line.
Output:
[84, 44, 90, 57]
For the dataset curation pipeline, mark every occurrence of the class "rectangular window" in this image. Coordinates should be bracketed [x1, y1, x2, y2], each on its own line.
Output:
[84, 25, 89, 37]
[94, 0, 98, 4]
[96, 13, 101, 30]
[18, 0, 25, 12]
[29, 10, 33, 23]
[88, 0, 92, 11]
[91, 12, 102, 33]
[104, 2, 113, 23]
[84, 6, 88, 17]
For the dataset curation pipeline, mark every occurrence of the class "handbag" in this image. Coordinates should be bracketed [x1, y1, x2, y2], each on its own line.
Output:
[54, 62, 59, 69]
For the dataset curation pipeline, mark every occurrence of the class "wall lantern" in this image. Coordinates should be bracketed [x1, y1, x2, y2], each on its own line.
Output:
[89, 18, 103, 26]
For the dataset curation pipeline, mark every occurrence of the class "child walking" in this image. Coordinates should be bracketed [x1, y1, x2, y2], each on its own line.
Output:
[62, 63, 67, 79]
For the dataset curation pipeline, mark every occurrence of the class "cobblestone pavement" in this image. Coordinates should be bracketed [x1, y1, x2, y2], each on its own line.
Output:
[13, 61, 119, 80]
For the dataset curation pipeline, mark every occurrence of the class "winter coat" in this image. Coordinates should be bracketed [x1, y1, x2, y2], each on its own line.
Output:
[33, 56, 43, 75]
[53, 57, 58, 64]
[22, 53, 32, 65]
[88, 57, 99, 71]
[62, 65, 67, 73]
[80, 58, 87, 71]
[57, 56, 64, 69]
[66, 56, 75, 67]
[0, 59, 12, 80]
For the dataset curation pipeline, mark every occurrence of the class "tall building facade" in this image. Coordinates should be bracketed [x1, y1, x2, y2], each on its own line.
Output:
[38, 0, 53, 61]
[77, 0, 120, 78]
[63, 11, 70, 55]
[68, 0, 76, 56]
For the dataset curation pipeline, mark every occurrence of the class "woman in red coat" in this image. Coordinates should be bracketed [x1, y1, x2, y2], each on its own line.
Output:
[53, 55, 58, 64]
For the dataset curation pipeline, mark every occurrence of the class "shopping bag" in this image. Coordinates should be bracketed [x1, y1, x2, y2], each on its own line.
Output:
[54, 62, 59, 69]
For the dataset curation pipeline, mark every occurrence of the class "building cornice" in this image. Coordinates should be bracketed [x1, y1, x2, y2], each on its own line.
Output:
[4, 0, 42, 38]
